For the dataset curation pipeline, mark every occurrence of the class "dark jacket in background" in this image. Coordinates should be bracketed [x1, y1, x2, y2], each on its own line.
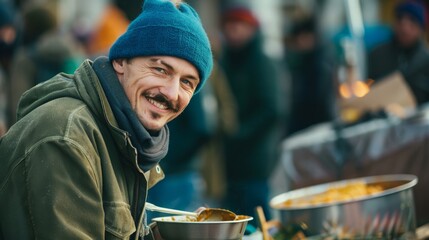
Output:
[367, 38, 429, 105]
[220, 32, 285, 181]
[286, 45, 335, 135]
[8, 32, 83, 125]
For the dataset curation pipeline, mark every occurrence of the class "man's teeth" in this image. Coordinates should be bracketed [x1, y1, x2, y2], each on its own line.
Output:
[147, 98, 168, 110]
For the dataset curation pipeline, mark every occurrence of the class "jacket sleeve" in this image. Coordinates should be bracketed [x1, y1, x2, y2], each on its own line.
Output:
[24, 138, 104, 240]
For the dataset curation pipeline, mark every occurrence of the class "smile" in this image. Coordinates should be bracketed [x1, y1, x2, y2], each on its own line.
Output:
[147, 97, 169, 110]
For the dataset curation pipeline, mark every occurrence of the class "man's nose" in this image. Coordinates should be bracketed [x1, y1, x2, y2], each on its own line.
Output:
[160, 77, 180, 101]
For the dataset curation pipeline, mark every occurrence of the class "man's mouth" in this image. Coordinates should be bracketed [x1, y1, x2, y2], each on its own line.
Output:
[147, 97, 168, 110]
[144, 94, 180, 112]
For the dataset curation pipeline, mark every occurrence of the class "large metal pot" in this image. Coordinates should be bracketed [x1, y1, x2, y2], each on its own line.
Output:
[152, 215, 253, 240]
[269, 174, 418, 238]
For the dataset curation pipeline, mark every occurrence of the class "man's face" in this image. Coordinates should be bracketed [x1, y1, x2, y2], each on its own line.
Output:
[395, 14, 423, 47]
[113, 56, 200, 131]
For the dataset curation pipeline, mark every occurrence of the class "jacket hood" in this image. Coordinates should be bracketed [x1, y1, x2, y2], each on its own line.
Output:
[17, 74, 79, 121]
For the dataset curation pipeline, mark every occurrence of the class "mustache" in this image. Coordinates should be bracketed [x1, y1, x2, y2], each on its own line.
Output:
[145, 93, 180, 112]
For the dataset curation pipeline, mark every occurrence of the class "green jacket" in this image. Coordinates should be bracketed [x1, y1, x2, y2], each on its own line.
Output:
[0, 60, 164, 239]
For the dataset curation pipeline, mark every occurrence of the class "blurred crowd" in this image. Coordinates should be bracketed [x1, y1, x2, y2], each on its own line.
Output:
[0, 0, 134, 132]
[1, 0, 429, 223]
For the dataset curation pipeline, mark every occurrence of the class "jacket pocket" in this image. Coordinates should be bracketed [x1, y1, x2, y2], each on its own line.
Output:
[105, 202, 136, 240]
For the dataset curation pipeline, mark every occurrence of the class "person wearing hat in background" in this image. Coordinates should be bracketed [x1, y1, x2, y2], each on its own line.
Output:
[219, 6, 286, 221]
[0, 0, 212, 239]
[0, 1, 19, 73]
[8, 4, 86, 126]
[367, 0, 429, 106]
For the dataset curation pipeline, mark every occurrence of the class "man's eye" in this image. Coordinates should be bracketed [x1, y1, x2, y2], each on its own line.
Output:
[181, 79, 194, 89]
[155, 67, 167, 74]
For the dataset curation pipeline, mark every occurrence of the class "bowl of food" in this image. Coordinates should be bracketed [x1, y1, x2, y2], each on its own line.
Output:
[151, 215, 253, 240]
[269, 174, 418, 239]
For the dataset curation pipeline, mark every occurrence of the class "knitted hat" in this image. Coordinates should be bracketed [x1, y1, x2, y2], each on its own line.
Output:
[395, 1, 426, 29]
[222, 7, 259, 28]
[109, 0, 213, 93]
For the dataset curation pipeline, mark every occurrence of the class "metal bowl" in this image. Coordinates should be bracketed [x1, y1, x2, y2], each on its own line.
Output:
[269, 174, 418, 238]
[152, 215, 253, 240]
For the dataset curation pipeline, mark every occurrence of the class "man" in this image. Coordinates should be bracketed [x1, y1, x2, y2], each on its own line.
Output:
[0, 1, 18, 73]
[367, 0, 429, 105]
[0, 0, 212, 239]
[220, 6, 285, 220]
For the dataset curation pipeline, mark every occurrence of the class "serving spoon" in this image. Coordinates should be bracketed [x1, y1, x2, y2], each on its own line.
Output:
[145, 202, 237, 221]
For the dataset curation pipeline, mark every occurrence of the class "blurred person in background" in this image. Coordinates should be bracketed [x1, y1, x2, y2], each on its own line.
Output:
[367, 0, 429, 106]
[82, 3, 129, 57]
[284, 15, 336, 135]
[8, 3, 85, 125]
[219, 6, 286, 220]
[0, 1, 20, 133]
[0, 0, 213, 239]
[0, 1, 19, 74]
[59, 0, 129, 58]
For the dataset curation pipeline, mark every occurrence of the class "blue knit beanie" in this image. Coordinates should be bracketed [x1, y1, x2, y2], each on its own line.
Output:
[109, 0, 213, 93]
[395, 1, 426, 29]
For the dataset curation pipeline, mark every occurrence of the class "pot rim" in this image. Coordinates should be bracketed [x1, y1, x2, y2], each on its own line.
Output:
[270, 174, 418, 210]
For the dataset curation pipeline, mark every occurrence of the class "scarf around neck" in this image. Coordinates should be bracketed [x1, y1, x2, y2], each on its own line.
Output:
[93, 56, 169, 171]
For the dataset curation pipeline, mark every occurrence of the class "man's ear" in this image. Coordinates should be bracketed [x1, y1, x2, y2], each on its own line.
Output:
[112, 59, 126, 74]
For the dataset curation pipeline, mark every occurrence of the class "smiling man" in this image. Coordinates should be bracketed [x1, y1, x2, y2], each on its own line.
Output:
[0, 0, 212, 239]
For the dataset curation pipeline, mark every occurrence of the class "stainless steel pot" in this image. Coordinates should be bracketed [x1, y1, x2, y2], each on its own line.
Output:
[152, 215, 253, 240]
[269, 174, 418, 238]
